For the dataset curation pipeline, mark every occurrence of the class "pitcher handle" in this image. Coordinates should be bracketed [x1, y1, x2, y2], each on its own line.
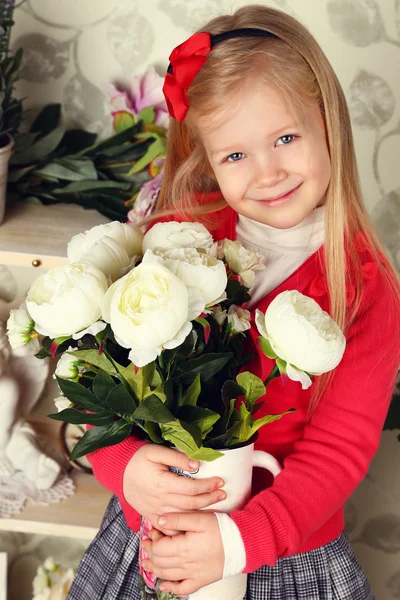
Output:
[253, 450, 281, 478]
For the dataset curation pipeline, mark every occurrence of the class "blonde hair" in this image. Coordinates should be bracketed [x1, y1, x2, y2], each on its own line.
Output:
[153, 4, 400, 412]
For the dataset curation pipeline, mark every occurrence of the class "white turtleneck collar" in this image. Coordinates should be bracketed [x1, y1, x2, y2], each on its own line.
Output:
[236, 205, 325, 255]
[236, 206, 326, 305]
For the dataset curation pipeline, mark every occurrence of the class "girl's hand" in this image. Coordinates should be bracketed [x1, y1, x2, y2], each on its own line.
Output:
[123, 445, 226, 531]
[142, 512, 225, 596]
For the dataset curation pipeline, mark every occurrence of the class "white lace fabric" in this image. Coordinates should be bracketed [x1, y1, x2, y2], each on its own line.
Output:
[0, 466, 75, 519]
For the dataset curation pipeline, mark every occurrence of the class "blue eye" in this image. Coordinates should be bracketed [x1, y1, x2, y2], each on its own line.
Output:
[276, 135, 296, 146]
[226, 152, 245, 162]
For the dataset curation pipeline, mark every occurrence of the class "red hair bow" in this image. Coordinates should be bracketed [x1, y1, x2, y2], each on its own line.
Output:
[163, 32, 212, 122]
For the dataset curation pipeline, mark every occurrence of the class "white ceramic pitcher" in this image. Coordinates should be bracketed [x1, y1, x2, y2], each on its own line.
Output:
[187, 441, 281, 600]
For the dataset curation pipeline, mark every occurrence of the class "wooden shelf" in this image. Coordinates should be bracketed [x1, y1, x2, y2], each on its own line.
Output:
[0, 201, 110, 267]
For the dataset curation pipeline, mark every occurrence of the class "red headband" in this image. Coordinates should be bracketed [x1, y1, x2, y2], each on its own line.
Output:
[162, 28, 279, 122]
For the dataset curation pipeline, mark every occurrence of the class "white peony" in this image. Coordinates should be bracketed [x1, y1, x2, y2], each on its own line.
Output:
[102, 262, 203, 367]
[256, 290, 346, 389]
[54, 347, 84, 380]
[221, 239, 265, 288]
[142, 247, 227, 307]
[26, 262, 108, 339]
[142, 221, 213, 254]
[6, 305, 40, 354]
[54, 395, 72, 412]
[227, 305, 251, 333]
[67, 221, 143, 281]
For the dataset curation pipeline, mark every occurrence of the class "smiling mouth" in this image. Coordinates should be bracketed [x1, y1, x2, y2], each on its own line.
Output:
[253, 183, 302, 204]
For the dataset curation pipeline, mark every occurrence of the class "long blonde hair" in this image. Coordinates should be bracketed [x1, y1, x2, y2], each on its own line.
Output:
[153, 5, 400, 412]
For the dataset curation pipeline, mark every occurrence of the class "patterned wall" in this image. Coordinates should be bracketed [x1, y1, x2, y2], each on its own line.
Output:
[5, 1, 400, 598]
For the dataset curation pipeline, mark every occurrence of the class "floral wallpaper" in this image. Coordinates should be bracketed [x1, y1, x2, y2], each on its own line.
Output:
[1, 0, 399, 598]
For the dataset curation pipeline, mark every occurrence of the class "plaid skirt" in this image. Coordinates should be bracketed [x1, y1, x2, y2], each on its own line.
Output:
[67, 496, 374, 600]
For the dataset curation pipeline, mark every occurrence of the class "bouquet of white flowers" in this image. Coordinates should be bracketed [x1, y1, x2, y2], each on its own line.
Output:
[7, 218, 347, 600]
[6, 219, 346, 464]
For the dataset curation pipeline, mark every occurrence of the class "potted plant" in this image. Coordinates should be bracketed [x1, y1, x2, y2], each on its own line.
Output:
[0, 0, 23, 224]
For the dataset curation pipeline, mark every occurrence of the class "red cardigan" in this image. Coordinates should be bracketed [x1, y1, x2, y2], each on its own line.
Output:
[87, 202, 400, 573]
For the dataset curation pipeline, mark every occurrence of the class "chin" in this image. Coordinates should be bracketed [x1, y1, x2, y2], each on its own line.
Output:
[252, 208, 308, 230]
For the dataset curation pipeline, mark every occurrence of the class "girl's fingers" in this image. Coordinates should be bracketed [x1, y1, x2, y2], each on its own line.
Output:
[164, 489, 226, 511]
[144, 564, 186, 582]
[149, 446, 200, 472]
[142, 554, 187, 569]
[160, 471, 224, 496]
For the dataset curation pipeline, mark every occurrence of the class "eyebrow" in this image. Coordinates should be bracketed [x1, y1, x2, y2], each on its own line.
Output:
[209, 123, 298, 156]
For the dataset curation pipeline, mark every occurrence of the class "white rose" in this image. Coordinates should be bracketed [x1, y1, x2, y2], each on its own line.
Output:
[256, 290, 346, 389]
[26, 263, 108, 339]
[102, 262, 201, 367]
[54, 395, 72, 412]
[143, 221, 213, 253]
[6, 306, 40, 353]
[222, 239, 265, 288]
[143, 247, 227, 306]
[227, 305, 251, 333]
[68, 222, 143, 282]
[54, 347, 83, 380]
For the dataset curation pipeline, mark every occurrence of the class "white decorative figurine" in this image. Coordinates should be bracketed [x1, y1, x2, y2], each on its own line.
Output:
[0, 301, 61, 489]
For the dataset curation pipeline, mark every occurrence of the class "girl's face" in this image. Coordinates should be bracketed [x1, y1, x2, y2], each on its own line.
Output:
[198, 83, 331, 229]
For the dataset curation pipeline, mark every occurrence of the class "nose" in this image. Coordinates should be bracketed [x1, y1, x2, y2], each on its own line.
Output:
[253, 158, 287, 189]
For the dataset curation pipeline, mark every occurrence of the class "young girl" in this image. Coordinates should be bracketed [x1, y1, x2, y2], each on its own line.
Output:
[68, 5, 400, 600]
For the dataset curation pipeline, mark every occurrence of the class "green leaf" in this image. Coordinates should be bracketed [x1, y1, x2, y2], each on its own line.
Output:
[56, 377, 104, 412]
[105, 384, 137, 416]
[187, 446, 224, 462]
[117, 363, 156, 402]
[132, 394, 175, 423]
[69, 420, 132, 460]
[181, 374, 201, 407]
[159, 420, 202, 457]
[178, 405, 220, 439]
[138, 107, 155, 125]
[236, 372, 266, 410]
[52, 180, 131, 194]
[144, 421, 163, 444]
[176, 353, 233, 383]
[48, 408, 114, 426]
[11, 125, 65, 164]
[59, 130, 97, 154]
[83, 122, 142, 157]
[258, 337, 278, 359]
[33, 158, 97, 181]
[221, 380, 244, 406]
[229, 402, 253, 443]
[250, 409, 296, 437]
[276, 358, 287, 375]
[180, 420, 202, 448]
[92, 370, 117, 404]
[114, 111, 136, 133]
[71, 350, 118, 376]
[128, 136, 166, 175]
[30, 104, 61, 135]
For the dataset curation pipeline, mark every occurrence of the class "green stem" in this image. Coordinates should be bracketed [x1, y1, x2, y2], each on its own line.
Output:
[264, 364, 279, 387]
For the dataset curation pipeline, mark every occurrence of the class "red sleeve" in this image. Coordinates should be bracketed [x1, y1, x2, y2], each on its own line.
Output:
[86, 428, 147, 524]
[230, 268, 400, 572]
